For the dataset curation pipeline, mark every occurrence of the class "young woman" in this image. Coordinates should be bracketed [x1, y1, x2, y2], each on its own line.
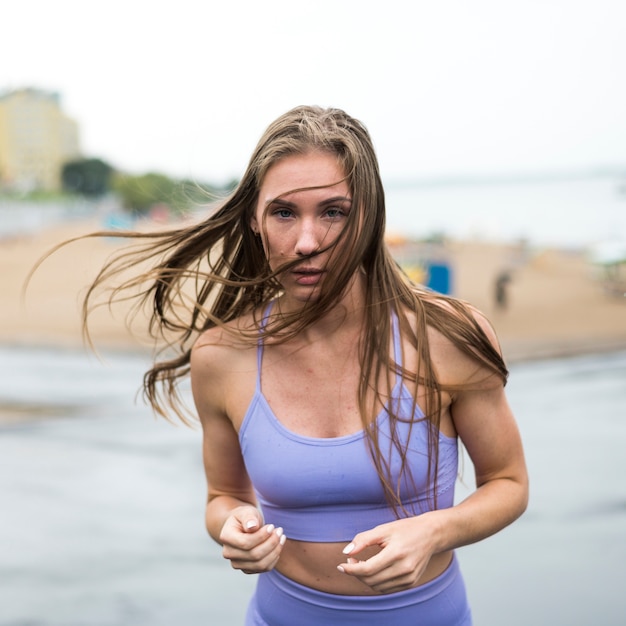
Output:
[82, 106, 528, 625]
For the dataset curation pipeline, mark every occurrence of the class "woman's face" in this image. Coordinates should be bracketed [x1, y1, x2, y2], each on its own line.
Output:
[252, 151, 353, 304]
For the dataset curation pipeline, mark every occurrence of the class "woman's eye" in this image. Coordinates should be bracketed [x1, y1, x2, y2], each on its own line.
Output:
[326, 208, 345, 220]
[275, 209, 292, 219]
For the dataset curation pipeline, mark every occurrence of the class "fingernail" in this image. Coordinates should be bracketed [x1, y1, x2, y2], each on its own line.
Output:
[265, 524, 275, 533]
[336, 565, 345, 573]
[279, 533, 287, 545]
[275, 527, 284, 537]
[245, 520, 257, 530]
[342, 542, 355, 555]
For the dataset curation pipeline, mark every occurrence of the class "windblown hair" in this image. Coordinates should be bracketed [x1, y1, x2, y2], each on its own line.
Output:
[72, 105, 508, 514]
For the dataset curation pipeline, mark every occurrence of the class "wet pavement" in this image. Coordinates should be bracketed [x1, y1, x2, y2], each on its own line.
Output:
[1, 346, 625, 625]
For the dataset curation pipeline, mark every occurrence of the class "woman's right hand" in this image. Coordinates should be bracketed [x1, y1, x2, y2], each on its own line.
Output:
[219, 505, 287, 574]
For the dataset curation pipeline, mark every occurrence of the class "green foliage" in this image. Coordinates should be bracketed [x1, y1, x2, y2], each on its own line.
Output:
[113, 172, 198, 215]
[112, 172, 230, 215]
[61, 158, 114, 197]
[0, 188, 75, 202]
[112, 172, 173, 213]
[59, 153, 236, 216]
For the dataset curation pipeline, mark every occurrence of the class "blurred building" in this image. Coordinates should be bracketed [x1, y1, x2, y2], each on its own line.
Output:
[0, 87, 81, 192]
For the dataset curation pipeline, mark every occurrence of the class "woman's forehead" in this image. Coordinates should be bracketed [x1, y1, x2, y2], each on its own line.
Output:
[260, 152, 348, 199]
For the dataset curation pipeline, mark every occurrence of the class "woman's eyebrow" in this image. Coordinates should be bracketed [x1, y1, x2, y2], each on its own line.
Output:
[265, 195, 352, 208]
[319, 195, 352, 206]
[265, 198, 297, 208]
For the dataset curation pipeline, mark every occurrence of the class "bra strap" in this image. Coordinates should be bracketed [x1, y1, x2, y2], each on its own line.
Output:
[256, 302, 274, 388]
[391, 310, 403, 388]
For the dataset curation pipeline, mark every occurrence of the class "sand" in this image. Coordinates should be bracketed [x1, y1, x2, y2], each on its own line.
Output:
[1, 218, 625, 362]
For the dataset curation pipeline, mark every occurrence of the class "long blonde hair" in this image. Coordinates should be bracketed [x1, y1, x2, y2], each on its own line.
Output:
[75, 105, 507, 513]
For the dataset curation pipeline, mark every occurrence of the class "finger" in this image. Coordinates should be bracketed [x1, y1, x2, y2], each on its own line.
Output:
[341, 527, 387, 558]
[242, 514, 264, 532]
[339, 555, 422, 594]
[229, 528, 287, 573]
[224, 524, 280, 554]
[222, 522, 277, 551]
[234, 507, 264, 533]
[364, 566, 424, 594]
[224, 526, 286, 566]
[337, 554, 378, 577]
[336, 549, 396, 584]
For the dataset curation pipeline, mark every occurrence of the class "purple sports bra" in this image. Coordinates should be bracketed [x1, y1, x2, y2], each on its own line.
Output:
[238, 307, 458, 542]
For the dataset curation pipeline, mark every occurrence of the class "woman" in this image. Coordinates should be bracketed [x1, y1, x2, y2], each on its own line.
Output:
[82, 106, 528, 624]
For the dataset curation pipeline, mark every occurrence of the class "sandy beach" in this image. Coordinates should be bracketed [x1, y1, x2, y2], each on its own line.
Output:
[1, 218, 625, 361]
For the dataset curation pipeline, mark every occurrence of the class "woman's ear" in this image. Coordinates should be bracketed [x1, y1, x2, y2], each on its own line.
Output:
[250, 215, 259, 235]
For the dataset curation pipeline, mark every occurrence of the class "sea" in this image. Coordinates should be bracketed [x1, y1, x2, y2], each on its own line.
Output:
[0, 346, 625, 625]
[383, 173, 626, 249]
[1, 173, 625, 249]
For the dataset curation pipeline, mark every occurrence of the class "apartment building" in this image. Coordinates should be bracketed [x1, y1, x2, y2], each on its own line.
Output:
[0, 88, 81, 191]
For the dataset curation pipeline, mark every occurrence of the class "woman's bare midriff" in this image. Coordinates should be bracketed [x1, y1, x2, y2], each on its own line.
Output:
[275, 540, 453, 596]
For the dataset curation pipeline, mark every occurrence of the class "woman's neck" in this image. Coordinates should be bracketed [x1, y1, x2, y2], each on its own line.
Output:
[276, 272, 367, 342]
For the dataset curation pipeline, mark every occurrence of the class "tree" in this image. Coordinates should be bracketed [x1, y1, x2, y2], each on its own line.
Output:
[61, 158, 114, 197]
[112, 172, 181, 214]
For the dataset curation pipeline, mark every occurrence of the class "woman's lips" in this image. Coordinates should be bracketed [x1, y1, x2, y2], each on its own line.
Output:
[293, 268, 324, 285]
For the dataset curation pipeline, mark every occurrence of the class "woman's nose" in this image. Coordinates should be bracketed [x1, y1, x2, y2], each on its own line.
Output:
[294, 221, 321, 256]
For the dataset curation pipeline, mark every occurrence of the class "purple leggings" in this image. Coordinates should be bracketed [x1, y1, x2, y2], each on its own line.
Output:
[245, 554, 472, 625]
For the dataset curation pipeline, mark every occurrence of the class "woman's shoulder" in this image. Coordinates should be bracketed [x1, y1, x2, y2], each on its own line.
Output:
[405, 288, 497, 339]
[402, 291, 504, 386]
[191, 309, 261, 375]
[190, 309, 262, 420]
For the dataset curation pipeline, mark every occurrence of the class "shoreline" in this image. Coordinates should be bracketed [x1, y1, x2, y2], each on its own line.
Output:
[3, 218, 625, 361]
[501, 336, 626, 363]
[3, 333, 626, 364]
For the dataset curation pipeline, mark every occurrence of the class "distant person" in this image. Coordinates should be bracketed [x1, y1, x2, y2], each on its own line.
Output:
[74, 106, 528, 624]
[494, 270, 512, 310]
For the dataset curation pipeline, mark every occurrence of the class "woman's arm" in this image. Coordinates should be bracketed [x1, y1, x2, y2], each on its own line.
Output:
[338, 311, 528, 592]
[191, 338, 286, 573]
[436, 371, 528, 548]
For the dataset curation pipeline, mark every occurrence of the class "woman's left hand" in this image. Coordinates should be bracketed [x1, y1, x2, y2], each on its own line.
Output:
[336, 516, 437, 594]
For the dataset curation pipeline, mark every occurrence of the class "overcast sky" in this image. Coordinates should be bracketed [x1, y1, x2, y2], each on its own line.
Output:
[3, 0, 626, 184]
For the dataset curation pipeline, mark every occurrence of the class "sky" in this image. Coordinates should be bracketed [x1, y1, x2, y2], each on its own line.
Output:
[3, 0, 626, 185]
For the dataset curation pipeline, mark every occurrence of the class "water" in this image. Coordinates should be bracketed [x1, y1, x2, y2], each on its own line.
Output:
[0, 199, 97, 239]
[2, 175, 625, 249]
[1, 346, 625, 625]
[384, 174, 626, 248]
